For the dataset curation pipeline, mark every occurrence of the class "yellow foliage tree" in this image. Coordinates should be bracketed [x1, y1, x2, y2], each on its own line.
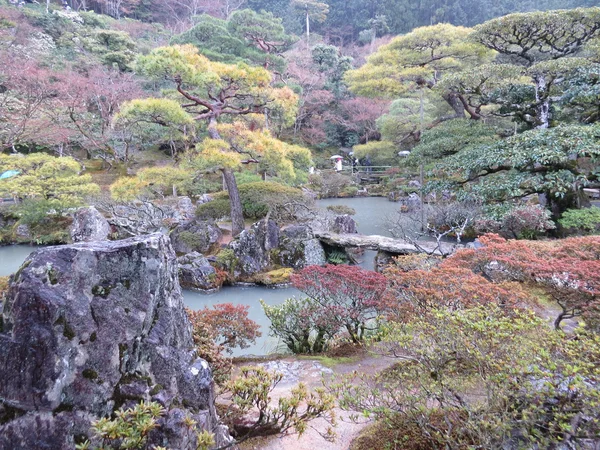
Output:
[135, 45, 303, 236]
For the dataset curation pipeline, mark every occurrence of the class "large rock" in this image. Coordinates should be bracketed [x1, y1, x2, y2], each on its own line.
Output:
[14, 223, 31, 241]
[104, 196, 197, 237]
[178, 252, 222, 292]
[314, 231, 460, 256]
[227, 219, 279, 278]
[170, 220, 222, 255]
[275, 225, 326, 269]
[70, 206, 110, 242]
[332, 214, 357, 234]
[0, 234, 233, 449]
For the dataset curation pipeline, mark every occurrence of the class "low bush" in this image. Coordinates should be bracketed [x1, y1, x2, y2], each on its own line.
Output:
[475, 204, 555, 239]
[308, 173, 357, 198]
[198, 182, 307, 221]
[76, 401, 215, 450]
[196, 199, 231, 221]
[559, 206, 600, 234]
[326, 205, 356, 215]
[186, 303, 261, 384]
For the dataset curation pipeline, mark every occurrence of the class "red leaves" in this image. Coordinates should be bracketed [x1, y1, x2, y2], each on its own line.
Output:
[444, 234, 600, 329]
[291, 265, 389, 343]
[383, 265, 532, 321]
[188, 303, 261, 353]
[292, 264, 388, 308]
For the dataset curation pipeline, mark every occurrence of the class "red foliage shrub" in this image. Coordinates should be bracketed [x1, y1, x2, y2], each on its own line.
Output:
[445, 234, 600, 329]
[291, 265, 389, 343]
[188, 303, 261, 353]
[383, 265, 532, 322]
[186, 303, 261, 383]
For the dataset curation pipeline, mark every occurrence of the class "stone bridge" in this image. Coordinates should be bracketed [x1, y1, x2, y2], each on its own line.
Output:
[314, 231, 461, 256]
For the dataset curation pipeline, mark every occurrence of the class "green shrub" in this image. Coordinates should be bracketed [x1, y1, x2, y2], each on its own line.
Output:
[76, 401, 215, 450]
[203, 182, 306, 220]
[215, 248, 238, 274]
[326, 205, 356, 215]
[559, 207, 600, 233]
[196, 199, 231, 220]
[238, 182, 305, 219]
[341, 185, 359, 197]
[234, 171, 264, 185]
[78, 11, 110, 28]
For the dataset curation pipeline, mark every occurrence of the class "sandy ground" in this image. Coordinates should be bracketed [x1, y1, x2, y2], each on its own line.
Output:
[229, 353, 396, 450]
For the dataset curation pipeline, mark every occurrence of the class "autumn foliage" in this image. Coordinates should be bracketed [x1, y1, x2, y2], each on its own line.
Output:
[383, 265, 532, 322]
[445, 234, 600, 330]
[186, 303, 261, 383]
[291, 264, 389, 343]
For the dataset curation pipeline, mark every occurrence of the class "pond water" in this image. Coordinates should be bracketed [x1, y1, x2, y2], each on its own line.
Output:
[0, 197, 400, 356]
[0, 245, 40, 277]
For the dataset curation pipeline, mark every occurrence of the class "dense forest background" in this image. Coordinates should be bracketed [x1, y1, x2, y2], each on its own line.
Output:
[2, 0, 600, 238]
[53, 0, 599, 41]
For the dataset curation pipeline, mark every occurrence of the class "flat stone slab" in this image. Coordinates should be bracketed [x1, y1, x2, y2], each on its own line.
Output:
[314, 231, 460, 256]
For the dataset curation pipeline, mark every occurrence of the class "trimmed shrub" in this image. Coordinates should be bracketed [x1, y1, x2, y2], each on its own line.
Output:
[559, 207, 600, 234]
[199, 182, 307, 220]
[196, 199, 231, 220]
[326, 205, 356, 215]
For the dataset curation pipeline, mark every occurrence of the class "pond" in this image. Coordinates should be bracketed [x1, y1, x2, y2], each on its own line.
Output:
[0, 197, 401, 356]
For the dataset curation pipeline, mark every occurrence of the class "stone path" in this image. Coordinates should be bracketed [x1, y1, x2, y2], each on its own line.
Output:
[236, 354, 396, 450]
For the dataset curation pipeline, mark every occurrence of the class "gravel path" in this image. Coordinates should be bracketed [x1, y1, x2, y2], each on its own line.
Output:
[235, 354, 395, 450]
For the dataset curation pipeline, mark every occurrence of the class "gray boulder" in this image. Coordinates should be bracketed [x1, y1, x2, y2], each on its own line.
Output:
[197, 194, 212, 205]
[14, 223, 31, 241]
[0, 234, 233, 449]
[170, 220, 222, 255]
[70, 206, 110, 242]
[332, 214, 357, 234]
[275, 225, 326, 269]
[400, 192, 422, 212]
[227, 219, 279, 278]
[178, 252, 221, 292]
[104, 196, 197, 237]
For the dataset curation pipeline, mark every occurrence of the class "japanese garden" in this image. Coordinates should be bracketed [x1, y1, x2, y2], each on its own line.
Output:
[1, 0, 600, 449]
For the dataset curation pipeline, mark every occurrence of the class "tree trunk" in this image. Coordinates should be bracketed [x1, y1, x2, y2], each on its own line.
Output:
[370, 26, 377, 53]
[206, 115, 244, 236]
[534, 74, 550, 129]
[305, 8, 310, 48]
[222, 168, 245, 237]
[442, 91, 466, 118]
[208, 117, 221, 139]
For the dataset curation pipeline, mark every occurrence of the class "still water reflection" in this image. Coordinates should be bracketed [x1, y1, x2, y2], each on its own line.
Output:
[0, 197, 400, 355]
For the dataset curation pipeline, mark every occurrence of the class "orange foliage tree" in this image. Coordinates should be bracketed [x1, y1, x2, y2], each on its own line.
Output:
[445, 234, 600, 330]
[383, 265, 532, 322]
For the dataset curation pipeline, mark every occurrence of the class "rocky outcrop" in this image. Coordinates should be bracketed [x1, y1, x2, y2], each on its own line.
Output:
[315, 231, 460, 256]
[227, 219, 280, 278]
[274, 225, 326, 269]
[332, 214, 357, 234]
[104, 196, 197, 237]
[170, 220, 222, 255]
[13, 223, 31, 241]
[178, 252, 222, 292]
[0, 234, 233, 450]
[70, 206, 110, 242]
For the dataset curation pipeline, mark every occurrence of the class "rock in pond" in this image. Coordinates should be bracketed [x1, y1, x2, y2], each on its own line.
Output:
[332, 214, 358, 234]
[0, 233, 234, 450]
[275, 224, 326, 269]
[227, 219, 280, 278]
[178, 252, 222, 292]
[170, 220, 222, 255]
[70, 206, 110, 242]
